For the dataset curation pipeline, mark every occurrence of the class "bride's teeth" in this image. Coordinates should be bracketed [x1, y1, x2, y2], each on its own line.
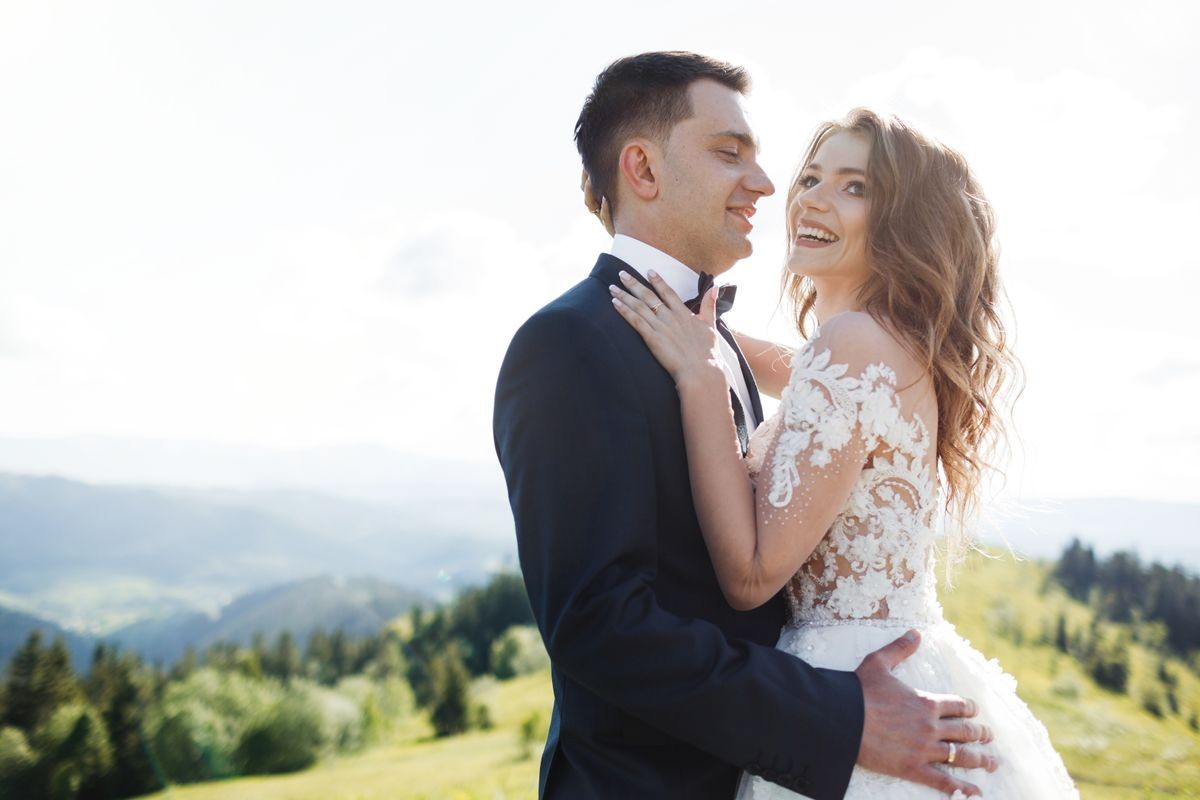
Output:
[797, 225, 838, 242]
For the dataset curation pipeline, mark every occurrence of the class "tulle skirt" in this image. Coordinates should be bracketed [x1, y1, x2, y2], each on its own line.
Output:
[735, 618, 1079, 800]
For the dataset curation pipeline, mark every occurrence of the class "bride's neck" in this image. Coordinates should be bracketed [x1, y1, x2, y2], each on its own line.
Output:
[812, 281, 864, 326]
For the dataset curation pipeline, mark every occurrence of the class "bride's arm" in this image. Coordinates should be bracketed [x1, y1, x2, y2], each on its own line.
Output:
[671, 366, 780, 608]
[610, 271, 872, 610]
[729, 330, 793, 400]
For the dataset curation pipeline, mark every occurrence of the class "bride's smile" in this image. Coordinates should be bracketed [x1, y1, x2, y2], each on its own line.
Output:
[786, 130, 872, 291]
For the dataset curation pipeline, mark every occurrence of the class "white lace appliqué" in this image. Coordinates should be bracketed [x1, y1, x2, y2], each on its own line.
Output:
[746, 340, 941, 626]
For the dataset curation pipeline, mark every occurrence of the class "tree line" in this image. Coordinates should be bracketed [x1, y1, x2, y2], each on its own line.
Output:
[1047, 538, 1200, 726]
[1052, 538, 1200, 659]
[0, 572, 541, 800]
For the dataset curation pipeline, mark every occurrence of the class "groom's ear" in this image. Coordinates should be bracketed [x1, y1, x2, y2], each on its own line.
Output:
[617, 139, 661, 203]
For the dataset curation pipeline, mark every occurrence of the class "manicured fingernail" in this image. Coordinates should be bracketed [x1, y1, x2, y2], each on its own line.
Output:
[647, 269, 658, 279]
[611, 297, 623, 308]
[608, 284, 617, 293]
[618, 270, 630, 281]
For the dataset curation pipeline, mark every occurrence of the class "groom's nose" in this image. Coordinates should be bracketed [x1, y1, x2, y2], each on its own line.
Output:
[745, 162, 775, 197]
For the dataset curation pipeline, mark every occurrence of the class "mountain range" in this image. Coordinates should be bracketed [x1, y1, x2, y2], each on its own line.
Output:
[2, 434, 1198, 671]
[0, 470, 514, 638]
[0, 574, 428, 669]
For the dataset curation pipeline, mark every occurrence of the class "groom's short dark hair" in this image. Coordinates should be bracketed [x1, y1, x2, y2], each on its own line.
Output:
[575, 51, 749, 214]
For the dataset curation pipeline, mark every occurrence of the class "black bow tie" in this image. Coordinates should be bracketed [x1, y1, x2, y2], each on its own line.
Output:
[683, 272, 736, 318]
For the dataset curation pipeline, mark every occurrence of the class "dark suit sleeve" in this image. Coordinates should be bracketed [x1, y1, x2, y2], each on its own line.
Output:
[493, 307, 864, 800]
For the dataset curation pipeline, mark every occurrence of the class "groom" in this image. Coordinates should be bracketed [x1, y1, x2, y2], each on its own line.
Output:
[493, 52, 991, 799]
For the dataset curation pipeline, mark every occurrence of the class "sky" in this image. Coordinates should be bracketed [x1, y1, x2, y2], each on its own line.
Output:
[1, 0, 1198, 503]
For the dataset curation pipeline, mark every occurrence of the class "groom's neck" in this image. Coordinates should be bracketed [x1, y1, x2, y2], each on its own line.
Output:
[614, 223, 733, 278]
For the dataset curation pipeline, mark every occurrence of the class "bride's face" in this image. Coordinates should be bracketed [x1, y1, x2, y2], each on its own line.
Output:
[785, 130, 871, 285]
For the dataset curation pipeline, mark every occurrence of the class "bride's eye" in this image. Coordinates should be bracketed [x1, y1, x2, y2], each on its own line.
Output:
[846, 180, 867, 197]
[797, 174, 819, 189]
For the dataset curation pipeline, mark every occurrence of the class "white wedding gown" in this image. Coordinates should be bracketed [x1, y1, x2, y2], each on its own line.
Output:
[733, 337, 1079, 800]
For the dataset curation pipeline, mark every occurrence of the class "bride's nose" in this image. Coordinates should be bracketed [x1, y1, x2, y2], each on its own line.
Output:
[796, 186, 829, 213]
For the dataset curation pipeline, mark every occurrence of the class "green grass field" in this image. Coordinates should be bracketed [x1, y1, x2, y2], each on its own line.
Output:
[138, 555, 1200, 799]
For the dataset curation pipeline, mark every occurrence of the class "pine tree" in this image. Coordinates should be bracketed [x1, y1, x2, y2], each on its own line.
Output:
[1054, 613, 1069, 653]
[273, 632, 302, 684]
[429, 644, 471, 737]
[170, 646, 198, 682]
[84, 647, 161, 797]
[1, 632, 82, 734]
[369, 636, 407, 682]
[1053, 538, 1096, 601]
[330, 629, 355, 682]
[305, 628, 333, 684]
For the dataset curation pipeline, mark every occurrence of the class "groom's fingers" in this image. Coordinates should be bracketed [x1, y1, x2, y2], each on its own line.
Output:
[934, 743, 999, 773]
[937, 718, 992, 744]
[861, 629, 920, 673]
[934, 694, 979, 720]
[914, 764, 982, 798]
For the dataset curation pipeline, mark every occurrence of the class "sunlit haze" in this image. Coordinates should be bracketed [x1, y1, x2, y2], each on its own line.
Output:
[2, 1, 1197, 503]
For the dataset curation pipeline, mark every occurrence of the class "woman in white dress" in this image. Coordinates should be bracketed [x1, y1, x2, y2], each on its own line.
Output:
[608, 109, 1079, 799]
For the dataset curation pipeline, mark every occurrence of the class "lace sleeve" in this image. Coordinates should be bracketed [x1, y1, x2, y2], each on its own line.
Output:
[747, 314, 938, 621]
[763, 342, 908, 511]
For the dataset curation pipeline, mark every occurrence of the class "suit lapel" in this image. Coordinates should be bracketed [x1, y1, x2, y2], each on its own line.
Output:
[716, 320, 764, 428]
[592, 253, 763, 437]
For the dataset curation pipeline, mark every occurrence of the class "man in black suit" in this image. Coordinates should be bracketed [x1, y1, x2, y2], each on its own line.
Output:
[493, 52, 989, 800]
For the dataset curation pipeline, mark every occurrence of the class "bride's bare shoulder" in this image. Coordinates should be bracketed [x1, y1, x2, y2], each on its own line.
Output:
[809, 312, 923, 380]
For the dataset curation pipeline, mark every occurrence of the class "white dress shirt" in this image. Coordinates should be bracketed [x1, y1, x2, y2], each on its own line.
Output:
[610, 234, 758, 429]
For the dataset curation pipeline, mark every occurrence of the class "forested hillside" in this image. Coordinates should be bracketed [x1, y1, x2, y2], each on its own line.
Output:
[3, 546, 1199, 799]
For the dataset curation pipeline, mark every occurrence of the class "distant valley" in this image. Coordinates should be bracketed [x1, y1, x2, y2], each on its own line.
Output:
[0, 469, 515, 665]
[2, 435, 1198, 672]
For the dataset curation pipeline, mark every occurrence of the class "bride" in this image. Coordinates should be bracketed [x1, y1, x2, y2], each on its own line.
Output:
[608, 108, 1079, 799]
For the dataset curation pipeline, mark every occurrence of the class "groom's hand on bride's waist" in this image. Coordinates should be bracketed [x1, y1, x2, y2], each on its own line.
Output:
[854, 629, 999, 798]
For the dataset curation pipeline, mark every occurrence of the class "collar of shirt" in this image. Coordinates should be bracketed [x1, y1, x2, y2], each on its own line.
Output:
[610, 234, 704, 303]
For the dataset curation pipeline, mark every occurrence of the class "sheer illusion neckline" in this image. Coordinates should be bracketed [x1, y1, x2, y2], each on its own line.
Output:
[746, 339, 943, 626]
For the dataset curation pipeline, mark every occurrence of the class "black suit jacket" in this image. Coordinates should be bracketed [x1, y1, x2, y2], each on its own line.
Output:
[493, 254, 864, 799]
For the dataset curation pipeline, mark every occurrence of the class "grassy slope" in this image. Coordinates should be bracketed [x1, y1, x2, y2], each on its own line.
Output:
[939, 555, 1200, 798]
[138, 555, 1200, 799]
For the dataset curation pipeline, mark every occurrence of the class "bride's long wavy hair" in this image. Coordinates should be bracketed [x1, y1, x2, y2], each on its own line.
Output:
[783, 108, 1021, 560]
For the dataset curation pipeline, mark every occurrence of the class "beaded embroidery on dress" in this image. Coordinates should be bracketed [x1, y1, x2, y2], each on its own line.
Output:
[733, 333, 1078, 800]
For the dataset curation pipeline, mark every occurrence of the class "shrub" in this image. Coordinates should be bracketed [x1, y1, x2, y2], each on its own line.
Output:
[234, 693, 324, 775]
[32, 702, 115, 800]
[1049, 674, 1082, 700]
[144, 668, 282, 783]
[473, 703, 494, 730]
[1084, 628, 1130, 694]
[296, 681, 362, 752]
[1140, 684, 1165, 718]
[489, 626, 549, 680]
[0, 726, 35, 800]
[518, 711, 542, 761]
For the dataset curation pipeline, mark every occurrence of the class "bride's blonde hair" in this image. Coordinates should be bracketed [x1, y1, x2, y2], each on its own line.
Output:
[783, 108, 1021, 561]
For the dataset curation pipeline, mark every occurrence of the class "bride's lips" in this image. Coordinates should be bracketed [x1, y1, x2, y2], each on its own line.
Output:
[792, 218, 839, 248]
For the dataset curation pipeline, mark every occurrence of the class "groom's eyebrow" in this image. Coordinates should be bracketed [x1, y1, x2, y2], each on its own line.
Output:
[711, 130, 760, 153]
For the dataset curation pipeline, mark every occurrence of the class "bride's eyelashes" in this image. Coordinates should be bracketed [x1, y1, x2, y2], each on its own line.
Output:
[795, 172, 868, 197]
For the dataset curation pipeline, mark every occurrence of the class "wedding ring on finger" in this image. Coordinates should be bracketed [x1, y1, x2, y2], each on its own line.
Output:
[650, 302, 664, 314]
[946, 741, 957, 765]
